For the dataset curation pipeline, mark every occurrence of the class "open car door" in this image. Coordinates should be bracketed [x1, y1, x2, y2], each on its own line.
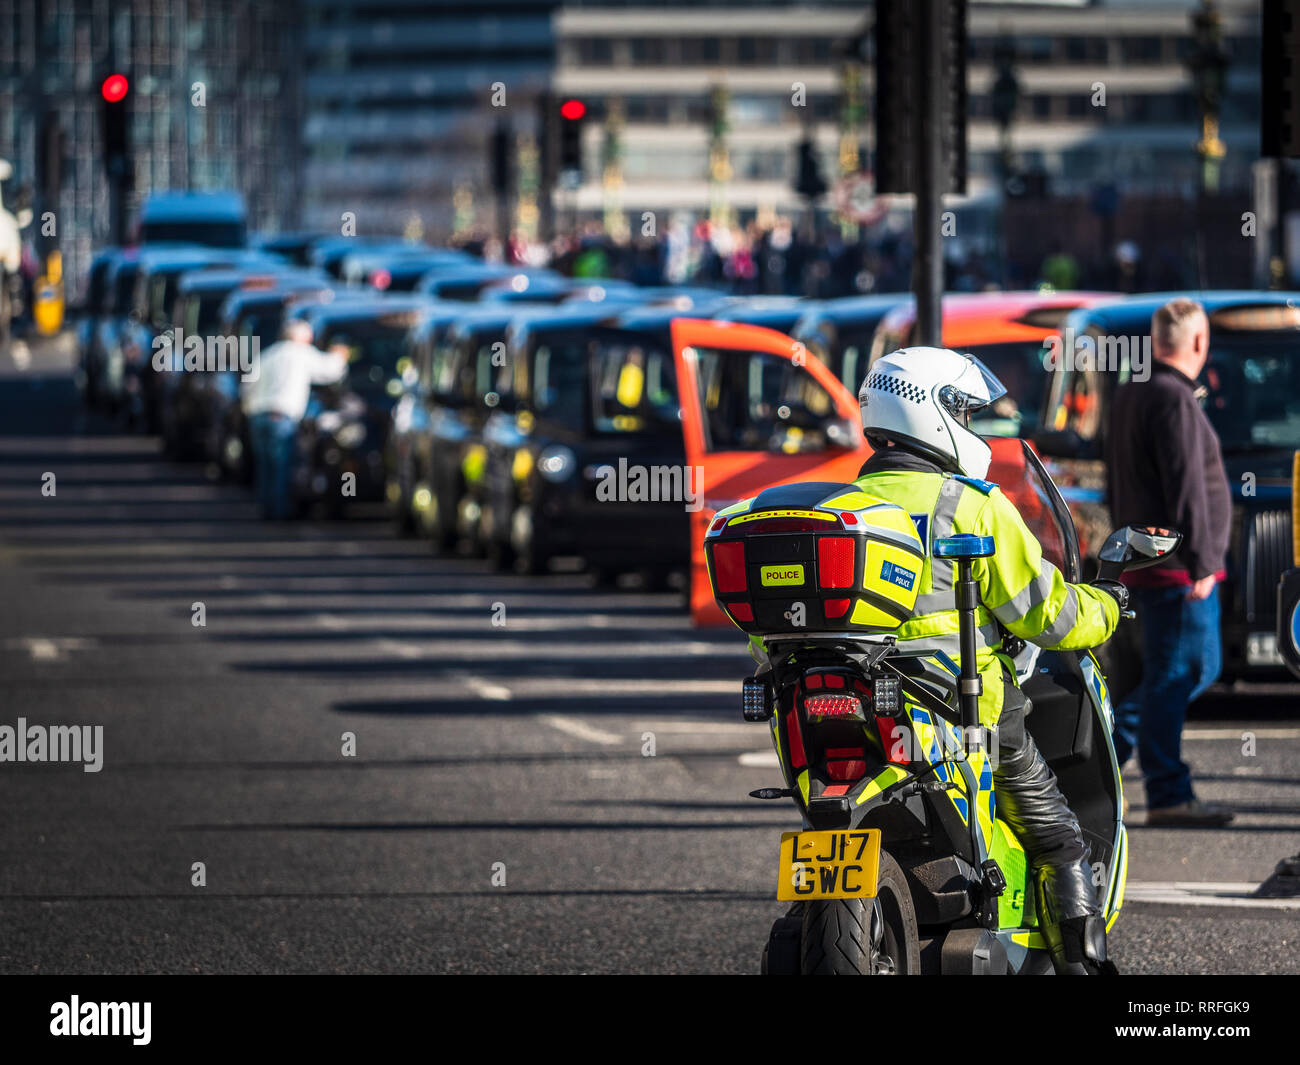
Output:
[671, 318, 872, 625]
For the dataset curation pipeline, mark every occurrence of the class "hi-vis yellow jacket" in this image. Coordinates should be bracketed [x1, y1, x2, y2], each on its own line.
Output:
[854, 463, 1119, 728]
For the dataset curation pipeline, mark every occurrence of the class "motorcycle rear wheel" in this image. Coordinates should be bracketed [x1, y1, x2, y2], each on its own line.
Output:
[800, 852, 920, 975]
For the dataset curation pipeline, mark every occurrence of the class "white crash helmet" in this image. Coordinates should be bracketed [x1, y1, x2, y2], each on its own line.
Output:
[858, 347, 1008, 480]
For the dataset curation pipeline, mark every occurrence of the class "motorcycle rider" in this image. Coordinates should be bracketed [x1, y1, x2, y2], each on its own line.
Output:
[854, 347, 1126, 975]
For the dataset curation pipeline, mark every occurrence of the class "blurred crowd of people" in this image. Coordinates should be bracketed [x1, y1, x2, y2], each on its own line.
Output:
[471, 213, 1206, 300]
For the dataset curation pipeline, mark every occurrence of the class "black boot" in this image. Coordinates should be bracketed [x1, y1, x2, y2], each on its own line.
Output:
[1035, 868, 1115, 976]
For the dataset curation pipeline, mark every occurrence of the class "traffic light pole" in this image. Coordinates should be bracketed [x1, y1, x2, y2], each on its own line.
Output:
[912, 0, 946, 348]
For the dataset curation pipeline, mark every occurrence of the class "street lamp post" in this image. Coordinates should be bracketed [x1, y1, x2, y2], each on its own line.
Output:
[1188, 0, 1228, 288]
[1189, 0, 1228, 196]
[990, 35, 1020, 288]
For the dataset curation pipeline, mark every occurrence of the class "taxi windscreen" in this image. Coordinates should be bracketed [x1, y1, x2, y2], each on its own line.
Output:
[960, 340, 1052, 438]
[1204, 335, 1300, 452]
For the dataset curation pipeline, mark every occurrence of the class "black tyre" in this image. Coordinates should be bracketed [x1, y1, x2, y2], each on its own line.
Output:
[389, 451, 416, 535]
[424, 487, 456, 555]
[509, 504, 547, 576]
[800, 852, 919, 975]
[639, 567, 672, 592]
[485, 534, 516, 572]
[761, 904, 804, 975]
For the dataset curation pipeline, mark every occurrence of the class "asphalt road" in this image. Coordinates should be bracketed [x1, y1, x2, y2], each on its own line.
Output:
[2, 333, 1299, 975]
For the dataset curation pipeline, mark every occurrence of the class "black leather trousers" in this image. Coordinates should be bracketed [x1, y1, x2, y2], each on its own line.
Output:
[993, 696, 1099, 924]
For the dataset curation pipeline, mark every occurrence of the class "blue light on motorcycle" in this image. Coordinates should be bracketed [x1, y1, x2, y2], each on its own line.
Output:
[742, 676, 773, 721]
[933, 534, 995, 560]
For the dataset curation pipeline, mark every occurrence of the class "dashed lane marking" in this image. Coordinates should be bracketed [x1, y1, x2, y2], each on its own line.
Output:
[1124, 881, 1300, 910]
[541, 714, 622, 746]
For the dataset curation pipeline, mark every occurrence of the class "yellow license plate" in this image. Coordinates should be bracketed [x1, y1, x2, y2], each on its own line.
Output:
[777, 829, 881, 900]
[760, 563, 805, 586]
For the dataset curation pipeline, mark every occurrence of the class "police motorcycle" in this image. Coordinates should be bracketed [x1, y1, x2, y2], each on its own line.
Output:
[706, 443, 1179, 975]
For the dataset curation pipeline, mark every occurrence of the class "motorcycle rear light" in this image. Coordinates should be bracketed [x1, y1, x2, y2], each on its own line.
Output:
[709, 515, 727, 534]
[823, 673, 844, 689]
[840, 512, 858, 525]
[826, 747, 867, 782]
[818, 537, 855, 589]
[825, 598, 850, 618]
[803, 694, 861, 717]
[713, 541, 747, 594]
[727, 601, 753, 622]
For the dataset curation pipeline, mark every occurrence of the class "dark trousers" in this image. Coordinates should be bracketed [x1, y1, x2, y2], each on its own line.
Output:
[249, 412, 298, 520]
[1113, 585, 1221, 810]
[994, 712, 1098, 922]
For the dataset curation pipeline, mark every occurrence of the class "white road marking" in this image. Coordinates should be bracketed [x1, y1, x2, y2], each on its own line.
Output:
[1185, 728, 1300, 740]
[467, 677, 513, 702]
[634, 721, 757, 735]
[541, 714, 622, 746]
[1125, 881, 1300, 910]
[739, 751, 780, 768]
[5, 636, 97, 661]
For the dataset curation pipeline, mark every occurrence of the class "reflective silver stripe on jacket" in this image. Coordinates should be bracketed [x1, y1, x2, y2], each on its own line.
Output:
[989, 566, 1058, 628]
[895, 623, 1004, 660]
[1036, 585, 1080, 645]
[927, 477, 967, 595]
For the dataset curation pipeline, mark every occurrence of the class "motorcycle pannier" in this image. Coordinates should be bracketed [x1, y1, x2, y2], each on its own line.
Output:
[705, 481, 926, 635]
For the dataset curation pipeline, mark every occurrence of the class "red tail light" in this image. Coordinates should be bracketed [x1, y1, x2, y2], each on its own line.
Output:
[826, 746, 867, 781]
[803, 693, 861, 717]
[818, 537, 855, 589]
[726, 602, 753, 622]
[712, 541, 746, 594]
[825, 598, 850, 618]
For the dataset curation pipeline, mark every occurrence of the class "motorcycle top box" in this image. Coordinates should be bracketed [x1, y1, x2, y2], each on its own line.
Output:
[704, 481, 925, 634]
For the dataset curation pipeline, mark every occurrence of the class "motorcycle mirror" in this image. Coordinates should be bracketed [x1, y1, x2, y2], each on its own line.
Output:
[1098, 524, 1182, 570]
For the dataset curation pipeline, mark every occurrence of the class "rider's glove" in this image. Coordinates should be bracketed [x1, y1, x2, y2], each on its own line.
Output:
[1091, 578, 1129, 614]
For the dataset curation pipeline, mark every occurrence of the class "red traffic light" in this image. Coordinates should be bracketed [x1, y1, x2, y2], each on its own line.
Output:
[560, 99, 586, 121]
[101, 74, 129, 103]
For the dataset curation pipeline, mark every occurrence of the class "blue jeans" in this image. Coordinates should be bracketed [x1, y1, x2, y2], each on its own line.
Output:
[1113, 585, 1221, 810]
[249, 412, 299, 520]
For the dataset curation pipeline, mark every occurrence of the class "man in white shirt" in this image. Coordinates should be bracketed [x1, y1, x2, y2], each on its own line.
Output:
[241, 320, 348, 519]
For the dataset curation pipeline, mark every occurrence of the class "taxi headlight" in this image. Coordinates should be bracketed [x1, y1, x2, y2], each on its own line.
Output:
[537, 445, 576, 483]
[335, 421, 367, 448]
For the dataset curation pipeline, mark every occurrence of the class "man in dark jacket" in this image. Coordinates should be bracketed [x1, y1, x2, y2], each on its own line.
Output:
[1106, 298, 1233, 826]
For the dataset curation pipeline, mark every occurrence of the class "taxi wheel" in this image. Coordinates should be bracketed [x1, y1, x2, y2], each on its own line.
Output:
[800, 852, 919, 975]
[640, 567, 672, 592]
[510, 505, 547, 576]
[427, 493, 456, 555]
[486, 535, 516, 573]
[390, 479, 415, 535]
